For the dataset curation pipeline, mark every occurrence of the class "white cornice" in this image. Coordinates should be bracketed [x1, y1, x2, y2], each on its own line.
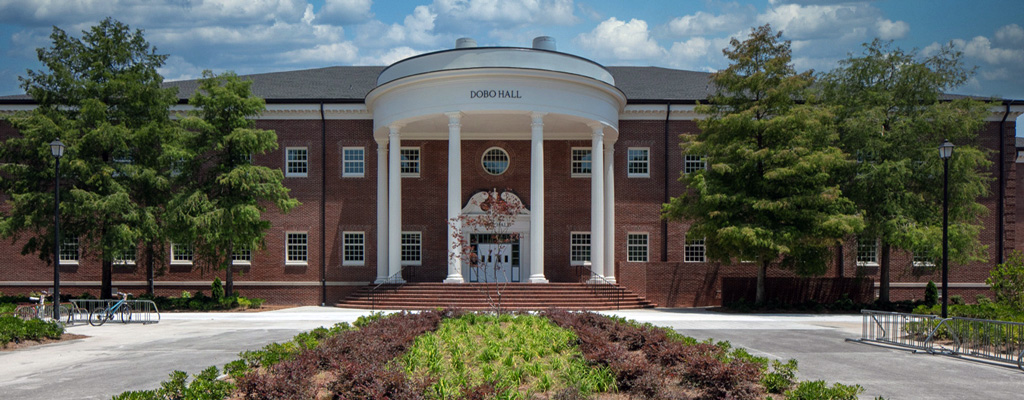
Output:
[621, 104, 701, 120]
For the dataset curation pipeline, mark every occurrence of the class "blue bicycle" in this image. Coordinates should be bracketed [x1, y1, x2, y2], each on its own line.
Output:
[89, 292, 133, 326]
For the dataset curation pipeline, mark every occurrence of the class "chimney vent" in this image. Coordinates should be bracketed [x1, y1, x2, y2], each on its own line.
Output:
[455, 37, 477, 49]
[532, 36, 556, 51]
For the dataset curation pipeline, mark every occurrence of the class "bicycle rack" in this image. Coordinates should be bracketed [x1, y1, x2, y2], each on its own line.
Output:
[70, 299, 161, 325]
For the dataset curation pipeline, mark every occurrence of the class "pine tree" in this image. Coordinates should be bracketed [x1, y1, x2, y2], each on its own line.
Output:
[663, 25, 863, 304]
[819, 40, 991, 302]
[1, 18, 178, 298]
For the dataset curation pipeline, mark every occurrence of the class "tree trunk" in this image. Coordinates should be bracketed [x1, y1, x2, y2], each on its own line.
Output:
[226, 264, 234, 297]
[756, 260, 767, 304]
[879, 242, 891, 303]
[101, 259, 113, 300]
[146, 246, 154, 295]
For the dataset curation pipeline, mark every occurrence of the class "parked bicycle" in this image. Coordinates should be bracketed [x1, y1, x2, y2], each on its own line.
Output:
[14, 290, 73, 323]
[89, 292, 133, 326]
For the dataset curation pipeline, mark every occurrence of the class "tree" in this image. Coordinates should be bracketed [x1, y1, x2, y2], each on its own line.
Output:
[448, 189, 525, 313]
[662, 25, 864, 304]
[168, 71, 299, 296]
[819, 40, 991, 302]
[1, 18, 178, 299]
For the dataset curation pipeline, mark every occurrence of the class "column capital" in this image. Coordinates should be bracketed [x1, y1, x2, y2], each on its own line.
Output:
[589, 122, 605, 137]
[388, 124, 403, 136]
[445, 111, 464, 123]
[530, 111, 548, 122]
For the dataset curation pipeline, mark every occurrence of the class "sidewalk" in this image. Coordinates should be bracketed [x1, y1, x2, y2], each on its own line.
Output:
[0, 307, 1019, 399]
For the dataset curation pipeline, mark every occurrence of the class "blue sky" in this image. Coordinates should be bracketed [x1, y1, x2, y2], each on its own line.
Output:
[1, 0, 1022, 104]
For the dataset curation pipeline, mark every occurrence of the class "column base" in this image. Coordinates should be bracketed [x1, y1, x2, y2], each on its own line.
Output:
[527, 275, 549, 283]
[443, 276, 465, 284]
[604, 277, 617, 284]
[374, 278, 387, 284]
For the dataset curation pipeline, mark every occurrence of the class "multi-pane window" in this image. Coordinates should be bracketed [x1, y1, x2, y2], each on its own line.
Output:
[912, 251, 935, 267]
[170, 243, 193, 264]
[400, 147, 420, 177]
[343, 232, 365, 266]
[857, 239, 879, 266]
[286, 147, 308, 177]
[232, 247, 252, 265]
[401, 232, 422, 265]
[571, 148, 592, 177]
[570, 232, 591, 264]
[684, 155, 706, 174]
[286, 232, 308, 264]
[481, 147, 510, 175]
[684, 238, 705, 262]
[627, 233, 649, 262]
[59, 237, 79, 264]
[343, 147, 364, 177]
[114, 246, 136, 265]
[627, 148, 650, 178]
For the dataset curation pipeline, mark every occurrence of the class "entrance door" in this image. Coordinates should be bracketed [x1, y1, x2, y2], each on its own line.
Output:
[477, 243, 514, 283]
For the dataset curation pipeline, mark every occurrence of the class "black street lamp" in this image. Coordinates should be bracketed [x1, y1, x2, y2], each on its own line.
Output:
[50, 139, 65, 320]
[939, 139, 954, 319]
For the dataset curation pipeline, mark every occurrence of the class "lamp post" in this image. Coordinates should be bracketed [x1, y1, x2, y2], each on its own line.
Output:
[50, 139, 65, 320]
[939, 139, 954, 319]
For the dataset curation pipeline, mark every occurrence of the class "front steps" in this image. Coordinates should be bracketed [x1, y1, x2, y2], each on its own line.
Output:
[336, 282, 656, 310]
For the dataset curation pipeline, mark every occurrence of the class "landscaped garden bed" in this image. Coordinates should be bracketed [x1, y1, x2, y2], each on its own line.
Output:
[113, 309, 866, 400]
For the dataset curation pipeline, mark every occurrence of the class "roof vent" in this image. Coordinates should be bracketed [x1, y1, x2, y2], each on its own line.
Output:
[455, 37, 477, 49]
[532, 36, 556, 51]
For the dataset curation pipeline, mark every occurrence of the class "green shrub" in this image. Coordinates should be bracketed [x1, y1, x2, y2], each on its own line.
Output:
[762, 359, 798, 393]
[211, 278, 224, 301]
[949, 295, 965, 305]
[112, 367, 233, 400]
[785, 380, 863, 400]
[924, 281, 938, 306]
[0, 315, 64, 346]
[987, 250, 1024, 310]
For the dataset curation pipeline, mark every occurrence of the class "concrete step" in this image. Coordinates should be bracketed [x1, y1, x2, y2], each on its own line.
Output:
[336, 282, 656, 310]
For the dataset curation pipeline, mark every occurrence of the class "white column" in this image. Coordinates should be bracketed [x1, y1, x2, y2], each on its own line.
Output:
[528, 112, 549, 283]
[589, 123, 605, 282]
[375, 140, 389, 283]
[444, 112, 465, 283]
[604, 143, 616, 284]
[387, 125, 405, 283]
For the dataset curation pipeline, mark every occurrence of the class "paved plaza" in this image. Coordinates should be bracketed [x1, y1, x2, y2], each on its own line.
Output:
[0, 307, 1021, 399]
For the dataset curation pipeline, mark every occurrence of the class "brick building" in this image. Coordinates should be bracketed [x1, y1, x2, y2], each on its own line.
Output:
[1, 37, 1022, 307]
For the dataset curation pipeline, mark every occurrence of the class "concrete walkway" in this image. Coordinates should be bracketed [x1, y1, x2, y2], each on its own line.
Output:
[0, 307, 1020, 399]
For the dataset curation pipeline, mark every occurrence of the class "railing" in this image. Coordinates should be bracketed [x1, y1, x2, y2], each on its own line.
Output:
[70, 299, 161, 325]
[575, 262, 624, 310]
[369, 268, 408, 311]
[848, 310, 1024, 371]
[12, 303, 79, 325]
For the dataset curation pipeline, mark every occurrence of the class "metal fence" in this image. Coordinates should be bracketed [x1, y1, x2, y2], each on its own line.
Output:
[849, 309, 1024, 371]
[69, 299, 161, 325]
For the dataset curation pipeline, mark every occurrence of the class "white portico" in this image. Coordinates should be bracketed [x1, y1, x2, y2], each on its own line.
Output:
[365, 37, 626, 284]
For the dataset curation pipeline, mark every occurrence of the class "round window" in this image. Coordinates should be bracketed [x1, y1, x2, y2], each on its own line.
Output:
[481, 147, 510, 175]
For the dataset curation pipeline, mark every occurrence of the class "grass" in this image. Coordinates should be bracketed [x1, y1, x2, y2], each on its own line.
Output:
[400, 313, 615, 399]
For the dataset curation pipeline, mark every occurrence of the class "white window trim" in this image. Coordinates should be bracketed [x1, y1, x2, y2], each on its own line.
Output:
[342, 231, 366, 266]
[912, 251, 935, 268]
[285, 231, 309, 265]
[683, 154, 707, 175]
[342, 147, 365, 178]
[59, 237, 80, 265]
[285, 147, 308, 178]
[481, 147, 510, 176]
[570, 231, 591, 266]
[684, 237, 706, 263]
[401, 231, 422, 266]
[856, 238, 880, 267]
[571, 147, 592, 178]
[113, 248, 136, 266]
[626, 232, 649, 262]
[170, 243, 193, 265]
[627, 147, 650, 178]
[400, 146, 421, 178]
[232, 247, 252, 266]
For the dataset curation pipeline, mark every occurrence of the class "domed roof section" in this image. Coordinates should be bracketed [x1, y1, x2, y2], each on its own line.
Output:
[377, 37, 614, 87]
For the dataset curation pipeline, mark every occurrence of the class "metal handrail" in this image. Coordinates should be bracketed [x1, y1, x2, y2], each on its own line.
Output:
[369, 267, 408, 311]
[574, 262, 623, 310]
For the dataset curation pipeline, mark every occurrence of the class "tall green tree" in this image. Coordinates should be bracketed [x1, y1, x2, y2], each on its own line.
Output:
[0, 18, 178, 298]
[819, 40, 991, 302]
[168, 71, 299, 296]
[662, 25, 864, 303]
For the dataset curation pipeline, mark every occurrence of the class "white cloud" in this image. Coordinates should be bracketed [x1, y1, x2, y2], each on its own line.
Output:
[358, 46, 428, 65]
[953, 36, 1024, 65]
[667, 11, 747, 36]
[315, 0, 374, 25]
[575, 17, 665, 61]
[158, 55, 204, 82]
[995, 24, 1024, 45]
[875, 19, 908, 40]
[432, 0, 577, 26]
[279, 41, 359, 64]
